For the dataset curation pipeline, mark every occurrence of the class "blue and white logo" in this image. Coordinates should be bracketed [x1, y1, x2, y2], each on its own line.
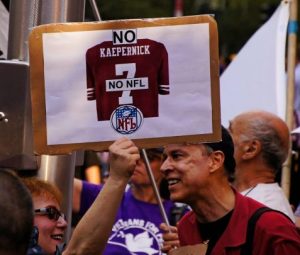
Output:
[110, 105, 143, 134]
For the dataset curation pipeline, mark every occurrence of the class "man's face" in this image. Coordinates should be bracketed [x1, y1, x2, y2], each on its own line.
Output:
[160, 144, 212, 204]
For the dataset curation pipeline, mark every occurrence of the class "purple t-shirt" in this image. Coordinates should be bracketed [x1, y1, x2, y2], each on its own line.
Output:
[80, 181, 176, 255]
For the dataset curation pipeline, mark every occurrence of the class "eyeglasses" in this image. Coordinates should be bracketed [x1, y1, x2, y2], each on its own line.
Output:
[34, 207, 66, 221]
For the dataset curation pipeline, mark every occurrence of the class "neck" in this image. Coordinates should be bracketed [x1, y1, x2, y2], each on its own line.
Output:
[233, 163, 275, 192]
[131, 184, 159, 204]
[191, 182, 235, 223]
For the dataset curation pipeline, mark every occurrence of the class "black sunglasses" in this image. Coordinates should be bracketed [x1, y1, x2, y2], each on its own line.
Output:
[34, 207, 66, 221]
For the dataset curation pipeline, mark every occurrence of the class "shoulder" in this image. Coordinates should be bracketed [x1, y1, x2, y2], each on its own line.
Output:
[245, 184, 295, 222]
[86, 45, 98, 55]
[253, 183, 285, 197]
[142, 39, 167, 49]
[235, 189, 265, 212]
[177, 211, 196, 229]
[252, 210, 300, 252]
[86, 42, 109, 56]
[177, 211, 202, 246]
[235, 194, 300, 251]
[82, 181, 103, 196]
[256, 210, 297, 233]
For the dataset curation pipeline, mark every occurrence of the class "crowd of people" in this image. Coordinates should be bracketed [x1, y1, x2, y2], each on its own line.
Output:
[0, 137, 140, 255]
[1, 110, 300, 254]
[161, 124, 300, 254]
[72, 147, 188, 255]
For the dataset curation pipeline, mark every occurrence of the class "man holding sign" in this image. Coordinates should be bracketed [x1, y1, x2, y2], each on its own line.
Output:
[72, 144, 187, 255]
[160, 127, 300, 255]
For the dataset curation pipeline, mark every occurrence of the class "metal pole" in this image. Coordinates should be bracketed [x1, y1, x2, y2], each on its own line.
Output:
[282, 0, 298, 198]
[5, 0, 86, 241]
[34, 0, 86, 242]
[4, 0, 38, 170]
[141, 149, 171, 227]
[38, 0, 86, 24]
[89, 0, 101, 21]
[7, 0, 38, 61]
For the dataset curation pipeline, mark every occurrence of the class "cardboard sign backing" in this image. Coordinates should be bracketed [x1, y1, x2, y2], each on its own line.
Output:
[29, 15, 220, 154]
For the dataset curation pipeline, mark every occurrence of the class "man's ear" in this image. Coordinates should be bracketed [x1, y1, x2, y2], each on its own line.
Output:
[242, 140, 261, 159]
[209, 151, 224, 173]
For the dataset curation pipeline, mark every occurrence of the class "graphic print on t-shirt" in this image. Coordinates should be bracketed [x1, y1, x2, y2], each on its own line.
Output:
[108, 218, 164, 255]
[85, 28, 170, 134]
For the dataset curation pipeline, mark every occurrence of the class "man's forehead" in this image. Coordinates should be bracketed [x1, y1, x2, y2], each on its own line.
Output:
[163, 143, 204, 152]
[163, 143, 185, 151]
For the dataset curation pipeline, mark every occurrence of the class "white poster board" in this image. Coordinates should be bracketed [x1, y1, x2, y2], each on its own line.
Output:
[29, 15, 220, 154]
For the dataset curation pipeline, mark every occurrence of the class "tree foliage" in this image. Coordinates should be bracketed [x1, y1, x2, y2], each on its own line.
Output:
[86, 0, 288, 57]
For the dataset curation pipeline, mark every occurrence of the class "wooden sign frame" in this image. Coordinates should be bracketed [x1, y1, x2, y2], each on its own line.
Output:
[29, 15, 221, 154]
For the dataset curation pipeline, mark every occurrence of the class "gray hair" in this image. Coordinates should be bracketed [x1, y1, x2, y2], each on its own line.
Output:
[241, 118, 288, 173]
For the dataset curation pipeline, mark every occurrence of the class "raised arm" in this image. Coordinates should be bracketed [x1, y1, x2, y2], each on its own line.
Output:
[63, 137, 140, 255]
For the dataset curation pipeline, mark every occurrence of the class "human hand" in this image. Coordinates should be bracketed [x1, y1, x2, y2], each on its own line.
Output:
[108, 137, 140, 181]
[160, 223, 180, 254]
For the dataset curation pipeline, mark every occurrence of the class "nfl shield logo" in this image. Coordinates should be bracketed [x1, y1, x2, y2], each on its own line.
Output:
[110, 105, 143, 134]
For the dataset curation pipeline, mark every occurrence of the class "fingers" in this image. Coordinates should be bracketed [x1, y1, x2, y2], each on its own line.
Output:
[160, 223, 180, 253]
[113, 137, 134, 148]
[161, 243, 179, 254]
[108, 137, 140, 180]
[160, 223, 178, 233]
[109, 138, 139, 155]
[109, 137, 139, 156]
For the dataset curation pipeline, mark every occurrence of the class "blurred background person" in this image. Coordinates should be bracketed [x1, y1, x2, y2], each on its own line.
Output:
[228, 110, 295, 221]
[75, 150, 109, 185]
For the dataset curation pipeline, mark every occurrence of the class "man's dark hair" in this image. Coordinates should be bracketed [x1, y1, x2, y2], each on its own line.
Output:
[204, 126, 236, 179]
[0, 169, 33, 255]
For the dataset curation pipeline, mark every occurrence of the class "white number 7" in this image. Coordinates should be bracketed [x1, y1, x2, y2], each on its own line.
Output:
[115, 63, 136, 105]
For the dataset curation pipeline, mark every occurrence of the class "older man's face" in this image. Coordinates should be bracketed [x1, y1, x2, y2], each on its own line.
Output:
[160, 144, 213, 204]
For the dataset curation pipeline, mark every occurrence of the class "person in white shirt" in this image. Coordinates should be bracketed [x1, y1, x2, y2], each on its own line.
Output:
[228, 110, 295, 222]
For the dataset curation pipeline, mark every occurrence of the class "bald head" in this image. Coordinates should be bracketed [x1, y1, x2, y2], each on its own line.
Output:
[229, 111, 290, 172]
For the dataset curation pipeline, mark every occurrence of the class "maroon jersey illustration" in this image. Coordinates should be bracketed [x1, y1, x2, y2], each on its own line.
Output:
[86, 38, 169, 121]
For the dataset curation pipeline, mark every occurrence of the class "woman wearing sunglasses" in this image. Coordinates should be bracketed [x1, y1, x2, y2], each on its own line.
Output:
[23, 178, 68, 254]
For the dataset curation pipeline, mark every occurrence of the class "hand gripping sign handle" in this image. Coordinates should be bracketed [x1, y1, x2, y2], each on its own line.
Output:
[141, 149, 171, 229]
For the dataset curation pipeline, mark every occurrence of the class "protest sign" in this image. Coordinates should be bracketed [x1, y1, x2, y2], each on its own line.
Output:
[29, 15, 220, 154]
